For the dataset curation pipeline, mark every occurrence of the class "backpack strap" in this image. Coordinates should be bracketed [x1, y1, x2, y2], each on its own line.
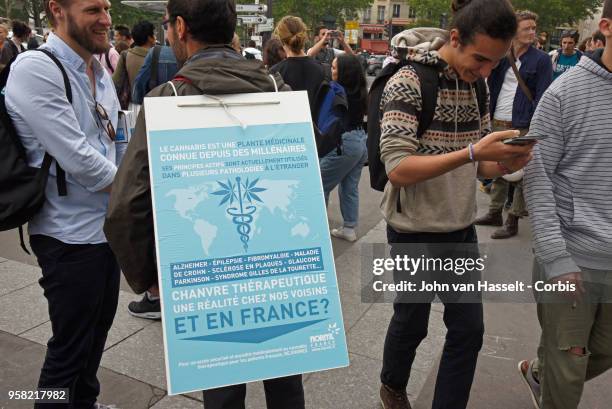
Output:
[409, 62, 440, 139]
[104, 49, 114, 74]
[149, 45, 162, 92]
[33, 49, 71, 196]
[474, 78, 488, 124]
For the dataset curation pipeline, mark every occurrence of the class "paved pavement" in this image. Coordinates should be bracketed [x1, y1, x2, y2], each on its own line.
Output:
[1, 173, 611, 409]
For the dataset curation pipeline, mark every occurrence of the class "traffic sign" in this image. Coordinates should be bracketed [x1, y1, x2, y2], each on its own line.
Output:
[238, 15, 268, 24]
[257, 17, 274, 33]
[236, 4, 268, 13]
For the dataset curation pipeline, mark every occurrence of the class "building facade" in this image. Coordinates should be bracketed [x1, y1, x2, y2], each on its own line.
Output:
[357, 0, 417, 52]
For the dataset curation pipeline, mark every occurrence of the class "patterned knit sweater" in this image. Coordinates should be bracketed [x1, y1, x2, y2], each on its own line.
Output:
[379, 44, 491, 233]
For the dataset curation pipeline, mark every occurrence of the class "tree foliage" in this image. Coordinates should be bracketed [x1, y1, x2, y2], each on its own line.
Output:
[1, 0, 161, 30]
[109, 0, 161, 27]
[512, 0, 603, 32]
[406, 0, 604, 32]
[272, 0, 373, 33]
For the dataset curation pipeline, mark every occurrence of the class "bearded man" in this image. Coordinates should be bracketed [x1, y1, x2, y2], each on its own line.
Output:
[5, 1, 123, 408]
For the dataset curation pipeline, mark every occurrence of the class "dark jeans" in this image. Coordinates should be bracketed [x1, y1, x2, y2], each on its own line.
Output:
[381, 226, 484, 409]
[30, 235, 120, 409]
[203, 375, 305, 409]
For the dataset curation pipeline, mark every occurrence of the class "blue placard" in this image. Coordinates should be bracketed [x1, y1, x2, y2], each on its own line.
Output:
[148, 121, 349, 394]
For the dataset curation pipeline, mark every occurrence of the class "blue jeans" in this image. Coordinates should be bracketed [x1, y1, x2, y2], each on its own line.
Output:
[319, 129, 367, 228]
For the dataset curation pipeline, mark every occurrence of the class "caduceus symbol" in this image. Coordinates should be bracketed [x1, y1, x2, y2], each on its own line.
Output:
[211, 177, 267, 251]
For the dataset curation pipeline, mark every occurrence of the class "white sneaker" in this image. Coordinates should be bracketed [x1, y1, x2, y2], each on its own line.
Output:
[331, 227, 357, 242]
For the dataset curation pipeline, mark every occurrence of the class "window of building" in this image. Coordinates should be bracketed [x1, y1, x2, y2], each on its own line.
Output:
[363, 8, 371, 23]
[409, 7, 416, 19]
[377, 6, 386, 24]
[392, 4, 400, 18]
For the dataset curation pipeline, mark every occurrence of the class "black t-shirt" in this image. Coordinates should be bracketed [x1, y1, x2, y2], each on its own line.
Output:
[270, 57, 325, 116]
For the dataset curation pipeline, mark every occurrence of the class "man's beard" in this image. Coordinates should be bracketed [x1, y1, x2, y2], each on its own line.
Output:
[67, 12, 109, 54]
[170, 31, 188, 68]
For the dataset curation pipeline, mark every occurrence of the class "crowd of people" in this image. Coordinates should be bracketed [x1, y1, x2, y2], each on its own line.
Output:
[1, 0, 611, 408]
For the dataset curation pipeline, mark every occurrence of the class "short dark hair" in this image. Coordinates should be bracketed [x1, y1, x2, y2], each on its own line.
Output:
[247, 39, 256, 48]
[315, 25, 326, 36]
[12, 20, 31, 38]
[167, 0, 236, 45]
[604, 0, 612, 19]
[131, 20, 155, 46]
[263, 38, 285, 67]
[451, 0, 517, 45]
[560, 30, 579, 43]
[115, 24, 132, 40]
[592, 30, 606, 46]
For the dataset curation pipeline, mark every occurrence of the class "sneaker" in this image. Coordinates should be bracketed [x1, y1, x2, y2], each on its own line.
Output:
[517, 360, 541, 409]
[380, 384, 411, 409]
[128, 292, 161, 320]
[331, 227, 357, 242]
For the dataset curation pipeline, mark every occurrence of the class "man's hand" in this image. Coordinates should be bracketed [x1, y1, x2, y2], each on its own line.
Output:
[551, 272, 586, 301]
[500, 152, 534, 172]
[473, 130, 535, 163]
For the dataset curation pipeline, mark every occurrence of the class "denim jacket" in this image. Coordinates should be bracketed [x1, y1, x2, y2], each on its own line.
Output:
[132, 45, 178, 104]
[488, 45, 553, 129]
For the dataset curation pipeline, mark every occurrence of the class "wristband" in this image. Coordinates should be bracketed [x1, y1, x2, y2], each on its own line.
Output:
[497, 161, 512, 175]
[468, 143, 475, 162]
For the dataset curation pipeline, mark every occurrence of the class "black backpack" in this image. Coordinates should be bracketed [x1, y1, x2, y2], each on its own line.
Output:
[0, 49, 70, 252]
[367, 61, 487, 192]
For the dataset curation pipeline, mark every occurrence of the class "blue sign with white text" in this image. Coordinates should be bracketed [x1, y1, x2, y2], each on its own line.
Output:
[148, 121, 349, 395]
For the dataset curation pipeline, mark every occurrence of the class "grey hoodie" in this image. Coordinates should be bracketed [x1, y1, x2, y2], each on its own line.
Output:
[379, 28, 491, 233]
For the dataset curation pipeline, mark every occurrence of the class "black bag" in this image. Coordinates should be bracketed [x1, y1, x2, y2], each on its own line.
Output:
[367, 61, 487, 192]
[0, 49, 70, 252]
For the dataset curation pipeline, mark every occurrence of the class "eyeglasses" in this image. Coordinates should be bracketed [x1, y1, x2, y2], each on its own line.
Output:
[95, 102, 116, 141]
[162, 17, 170, 31]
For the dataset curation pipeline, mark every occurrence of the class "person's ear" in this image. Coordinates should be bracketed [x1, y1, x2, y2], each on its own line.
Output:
[599, 18, 612, 38]
[175, 16, 187, 41]
[48, 0, 64, 23]
[449, 29, 461, 49]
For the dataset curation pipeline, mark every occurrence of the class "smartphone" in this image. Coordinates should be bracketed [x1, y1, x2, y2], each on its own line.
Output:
[503, 134, 548, 145]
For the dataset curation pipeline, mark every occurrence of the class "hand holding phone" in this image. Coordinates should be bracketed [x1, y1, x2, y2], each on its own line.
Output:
[503, 134, 548, 145]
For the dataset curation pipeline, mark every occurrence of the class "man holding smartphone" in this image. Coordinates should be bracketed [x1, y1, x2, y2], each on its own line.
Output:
[307, 26, 353, 78]
[475, 10, 552, 239]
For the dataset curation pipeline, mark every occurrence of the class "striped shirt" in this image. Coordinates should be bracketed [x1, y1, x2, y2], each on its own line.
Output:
[524, 54, 612, 279]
